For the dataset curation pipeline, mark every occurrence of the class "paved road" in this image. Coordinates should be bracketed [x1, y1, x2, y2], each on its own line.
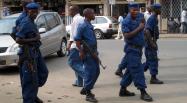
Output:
[0, 39, 187, 103]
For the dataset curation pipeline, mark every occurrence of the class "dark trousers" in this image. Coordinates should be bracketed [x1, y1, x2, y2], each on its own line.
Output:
[19, 52, 48, 103]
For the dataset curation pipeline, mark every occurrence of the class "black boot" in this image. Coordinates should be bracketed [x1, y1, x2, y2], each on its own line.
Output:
[119, 87, 135, 97]
[150, 75, 164, 84]
[80, 88, 86, 95]
[35, 97, 43, 103]
[86, 90, 98, 103]
[144, 65, 149, 72]
[140, 89, 153, 102]
[115, 68, 123, 77]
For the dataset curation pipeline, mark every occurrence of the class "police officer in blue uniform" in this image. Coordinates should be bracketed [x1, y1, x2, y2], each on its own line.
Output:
[74, 8, 100, 103]
[143, 4, 164, 84]
[16, 2, 48, 103]
[119, 3, 153, 102]
[115, 54, 127, 77]
[12, 0, 33, 39]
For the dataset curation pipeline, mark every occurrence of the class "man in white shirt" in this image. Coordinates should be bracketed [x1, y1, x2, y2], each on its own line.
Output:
[115, 15, 124, 40]
[144, 6, 152, 22]
[67, 5, 85, 87]
[181, 9, 187, 33]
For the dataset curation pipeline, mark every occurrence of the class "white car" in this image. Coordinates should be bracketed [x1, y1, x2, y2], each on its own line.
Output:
[91, 16, 118, 39]
[66, 16, 118, 39]
[0, 12, 67, 67]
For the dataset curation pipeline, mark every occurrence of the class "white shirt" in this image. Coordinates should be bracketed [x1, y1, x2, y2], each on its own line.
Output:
[144, 11, 152, 22]
[118, 16, 123, 25]
[181, 10, 187, 23]
[69, 14, 84, 49]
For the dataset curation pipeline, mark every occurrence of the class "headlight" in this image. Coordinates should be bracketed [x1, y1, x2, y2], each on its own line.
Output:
[9, 43, 20, 53]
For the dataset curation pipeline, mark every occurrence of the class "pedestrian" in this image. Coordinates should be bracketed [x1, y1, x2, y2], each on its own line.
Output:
[167, 17, 178, 33]
[143, 4, 164, 84]
[67, 5, 85, 87]
[181, 8, 187, 34]
[115, 14, 124, 40]
[15, 2, 48, 103]
[119, 3, 153, 102]
[144, 6, 152, 22]
[75, 8, 100, 103]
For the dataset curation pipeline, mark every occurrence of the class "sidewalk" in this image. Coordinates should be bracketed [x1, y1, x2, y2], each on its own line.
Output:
[160, 33, 187, 38]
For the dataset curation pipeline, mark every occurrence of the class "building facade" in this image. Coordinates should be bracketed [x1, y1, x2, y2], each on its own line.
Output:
[65, 0, 147, 17]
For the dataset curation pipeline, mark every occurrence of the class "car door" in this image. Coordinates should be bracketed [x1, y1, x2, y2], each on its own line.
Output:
[44, 13, 61, 54]
[35, 15, 49, 56]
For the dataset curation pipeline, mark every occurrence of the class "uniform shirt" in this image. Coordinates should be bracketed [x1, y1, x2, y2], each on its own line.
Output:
[122, 13, 145, 46]
[144, 11, 152, 22]
[74, 19, 97, 52]
[69, 13, 84, 49]
[16, 16, 41, 57]
[181, 10, 187, 23]
[145, 14, 159, 39]
[12, 11, 27, 34]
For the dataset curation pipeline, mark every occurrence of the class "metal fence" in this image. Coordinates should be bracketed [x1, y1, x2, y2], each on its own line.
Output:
[161, 0, 187, 33]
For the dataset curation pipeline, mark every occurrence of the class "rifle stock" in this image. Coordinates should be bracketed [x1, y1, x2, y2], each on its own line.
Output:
[81, 40, 106, 70]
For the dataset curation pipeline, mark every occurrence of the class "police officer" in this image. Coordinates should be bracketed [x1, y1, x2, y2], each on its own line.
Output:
[67, 5, 84, 87]
[119, 3, 153, 102]
[12, 0, 33, 39]
[143, 4, 164, 84]
[16, 2, 48, 103]
[75, 8, 100, 103]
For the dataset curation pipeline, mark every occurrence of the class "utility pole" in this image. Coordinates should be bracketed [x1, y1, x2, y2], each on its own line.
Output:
[0, 0, 3, 19]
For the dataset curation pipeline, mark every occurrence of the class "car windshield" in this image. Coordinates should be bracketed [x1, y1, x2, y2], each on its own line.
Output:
[107, 16, 118, 23]
[0, 18, 16, 35]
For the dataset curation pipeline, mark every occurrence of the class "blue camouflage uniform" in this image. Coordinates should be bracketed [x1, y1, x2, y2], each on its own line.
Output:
[16, 3, 48, 103]
[143, 4, 161, 76]
[74, 19, 100, 91]
[120, 11, 147, 89]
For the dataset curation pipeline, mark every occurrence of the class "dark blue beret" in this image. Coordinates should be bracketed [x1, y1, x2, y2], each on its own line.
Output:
[128, 3, 139, 9]
[26, 2, 40, 10]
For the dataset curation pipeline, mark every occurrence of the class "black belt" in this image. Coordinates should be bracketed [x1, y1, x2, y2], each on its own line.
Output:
[129, 44, 143, 50]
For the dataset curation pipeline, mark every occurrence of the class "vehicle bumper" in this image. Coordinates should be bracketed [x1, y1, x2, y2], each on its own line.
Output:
[104, 29, 118, 36]
[0, 52, 19, 67]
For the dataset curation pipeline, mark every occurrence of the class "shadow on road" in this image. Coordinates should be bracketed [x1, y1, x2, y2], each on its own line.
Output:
[0, 67, 19, 75]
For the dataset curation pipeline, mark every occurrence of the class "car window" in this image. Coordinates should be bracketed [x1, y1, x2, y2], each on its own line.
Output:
[36, 16, 47, 29]
[91, 19, 96, 24]
[45, 14, 58, 29]
[96, 17, 108, 24]
[107, 16, 118, 23]
[54, 13, 61, 25]
[0, 18, 16, 34]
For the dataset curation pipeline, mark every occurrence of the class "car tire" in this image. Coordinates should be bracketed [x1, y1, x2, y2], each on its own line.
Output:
[57, 39, 67, 57]
[94, 29, 104, 39]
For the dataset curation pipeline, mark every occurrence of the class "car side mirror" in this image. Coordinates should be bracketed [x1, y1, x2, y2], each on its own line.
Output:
[39, 28, 46, 33]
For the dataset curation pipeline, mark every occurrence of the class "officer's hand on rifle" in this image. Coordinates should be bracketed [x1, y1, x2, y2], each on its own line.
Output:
[79, 51, 84, 60]
[139, 22, 145, 31]
[151, 42, 158, 50]
[34, 34, 41, 41]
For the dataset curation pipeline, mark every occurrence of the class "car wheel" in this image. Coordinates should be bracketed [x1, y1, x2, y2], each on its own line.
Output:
[57, 39, 67, 57]
[94, 29, 104, 39]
